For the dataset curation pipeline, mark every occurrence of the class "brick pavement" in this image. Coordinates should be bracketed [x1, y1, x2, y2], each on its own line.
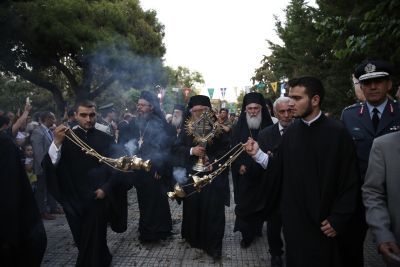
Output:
[42, 177, 385, 266]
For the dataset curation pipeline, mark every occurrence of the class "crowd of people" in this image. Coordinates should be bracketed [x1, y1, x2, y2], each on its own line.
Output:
[1, 59, 400, 267]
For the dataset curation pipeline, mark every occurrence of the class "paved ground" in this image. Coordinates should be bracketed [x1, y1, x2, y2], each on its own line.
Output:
[42, 177, 385, 266]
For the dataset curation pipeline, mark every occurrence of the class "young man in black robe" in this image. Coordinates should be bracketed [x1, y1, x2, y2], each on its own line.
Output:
[172, 95, 230, 260]
[246, 77, 361, 267]
[0, 126, 47, 267]
[231, 92, 273, 248]
[43, 100, 129, 267]
[125, 90, 172, 242]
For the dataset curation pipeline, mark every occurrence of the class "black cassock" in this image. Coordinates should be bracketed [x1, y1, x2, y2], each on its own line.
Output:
[43, 127, 129, 267]
[265, 115, 361, 267]
[172, 128, 230, 258]
[231, 125, 267, 241]
[0, 133, 47, 267]
[127, 115, 172, 241]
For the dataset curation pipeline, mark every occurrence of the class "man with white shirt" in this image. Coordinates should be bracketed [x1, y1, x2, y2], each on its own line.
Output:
[31, 111, 60, 220]
[246, 76, 361, 267]
[43, 100, 128, 267]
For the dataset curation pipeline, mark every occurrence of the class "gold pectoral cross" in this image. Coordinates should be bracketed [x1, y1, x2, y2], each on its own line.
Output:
[138, 137, 144, 149]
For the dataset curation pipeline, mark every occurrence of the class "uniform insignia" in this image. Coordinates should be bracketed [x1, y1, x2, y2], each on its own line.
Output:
[364, 63, 376, 73]
[343, 102, 361, 111]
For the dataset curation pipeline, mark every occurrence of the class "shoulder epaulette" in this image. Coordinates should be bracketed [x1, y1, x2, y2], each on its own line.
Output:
[343, 102, 363, 111]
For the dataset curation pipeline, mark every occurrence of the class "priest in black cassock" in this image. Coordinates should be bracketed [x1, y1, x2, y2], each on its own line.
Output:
[43, 100, 130, 267]
[171, 104, 185, 137]
[246, 76, 361, 267]
[125, 90, 172, 242]
[231, 92, 273, 248]
[172, 95, 230, 260]
[0, 128, 47, 267]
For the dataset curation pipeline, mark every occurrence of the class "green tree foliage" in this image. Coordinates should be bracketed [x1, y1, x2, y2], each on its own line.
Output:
[253, 0, 400, 116]
[0, 0, 166, 114]
[165, 66, 205, 88]
[0, 74, 53, 114]
[162, 66, 204, 113]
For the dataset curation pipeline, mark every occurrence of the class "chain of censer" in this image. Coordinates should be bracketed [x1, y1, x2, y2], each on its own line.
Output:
[64, 128, 134, 172]
[65, 127, 246, 193]
[180, 142, 246, 198]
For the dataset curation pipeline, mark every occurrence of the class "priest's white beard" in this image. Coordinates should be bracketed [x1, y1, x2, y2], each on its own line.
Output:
[246, 112, 262, 129]
[171, 115, 182, 127]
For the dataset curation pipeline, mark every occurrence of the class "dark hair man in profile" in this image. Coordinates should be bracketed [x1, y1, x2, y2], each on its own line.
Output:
[43, 100, 129, 266]
[245, 76, 361, 266]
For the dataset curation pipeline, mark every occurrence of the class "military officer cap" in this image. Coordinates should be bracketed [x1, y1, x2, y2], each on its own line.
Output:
[354, 60, 393, 82]
[98, 103, 115, 112]
[98, 103, 115, 117]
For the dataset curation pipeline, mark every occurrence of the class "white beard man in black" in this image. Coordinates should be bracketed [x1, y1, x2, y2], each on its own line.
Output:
[246, 111, 262, 129]
[171, 113, 183, 127]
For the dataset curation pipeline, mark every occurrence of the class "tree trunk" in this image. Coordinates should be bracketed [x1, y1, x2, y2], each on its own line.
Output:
[74, 85, 92, 103]
[52, 89, 67, 119]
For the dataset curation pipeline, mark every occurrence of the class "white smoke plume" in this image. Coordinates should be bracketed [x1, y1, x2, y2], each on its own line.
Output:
[173, 167, 187, 184]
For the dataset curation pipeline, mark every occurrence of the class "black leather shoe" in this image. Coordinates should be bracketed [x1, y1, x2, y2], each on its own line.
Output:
[271, 255, 283, 267]
[240, 237, 253, 248]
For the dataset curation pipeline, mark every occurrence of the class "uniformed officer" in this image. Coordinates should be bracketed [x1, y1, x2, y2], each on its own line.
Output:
[342, 60, 400, 179]
[96, 103, 117, 137]
[341, 59, 400, 267]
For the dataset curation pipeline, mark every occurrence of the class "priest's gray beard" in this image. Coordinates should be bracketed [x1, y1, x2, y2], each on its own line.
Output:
[171, 115, 182, 127]
[246, 112, 262, 129]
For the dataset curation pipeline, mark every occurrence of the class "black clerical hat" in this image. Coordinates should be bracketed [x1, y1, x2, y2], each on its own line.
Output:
[139, 91, 158, 107]
[243, 92, 265, 108]
[139, 90, 164, 120]
[188, 95, 211, 109]
[354, 60, 393, 81]
[173, 104, 185, 111]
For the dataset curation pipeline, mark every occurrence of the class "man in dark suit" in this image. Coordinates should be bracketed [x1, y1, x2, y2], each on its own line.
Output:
[341, 59, 400, 266]
[31, 111, 60, 220]
[257, 96, 292, 267]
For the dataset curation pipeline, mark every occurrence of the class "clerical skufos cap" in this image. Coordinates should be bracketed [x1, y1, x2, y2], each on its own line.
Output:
[354, 60, 393, 82]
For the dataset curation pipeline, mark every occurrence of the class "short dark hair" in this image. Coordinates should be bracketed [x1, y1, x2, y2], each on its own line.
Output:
[74, 100, 96, 112]
[39, 111, 54, 122]
[219, 108, 229, 113]
[67, 109, 75, 117]
[0, 114, 10, 127]
[288, 76, 325, 106]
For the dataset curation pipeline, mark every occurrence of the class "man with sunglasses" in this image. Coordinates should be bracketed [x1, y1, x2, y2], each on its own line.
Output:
[43, 100, 129, 266]
[341, 60, 400, 266]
